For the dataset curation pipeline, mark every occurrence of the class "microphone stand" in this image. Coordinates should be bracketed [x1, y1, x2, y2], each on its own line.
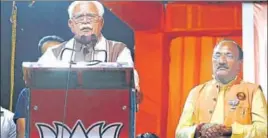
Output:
[84, 34, 108, 63]
[59, 35, 108, 65]
[60, 40, 76, 138]
[59, 47, 77, 62]
[59, 34, 108, 137]
[92, 47, 108, 62]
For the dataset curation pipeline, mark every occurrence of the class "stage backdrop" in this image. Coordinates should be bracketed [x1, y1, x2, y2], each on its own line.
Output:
[102, 2, 242, 137]
[1, 2, 252, 138]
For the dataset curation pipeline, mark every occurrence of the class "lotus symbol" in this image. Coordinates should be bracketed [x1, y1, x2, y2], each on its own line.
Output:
[35, 120, 123, 138]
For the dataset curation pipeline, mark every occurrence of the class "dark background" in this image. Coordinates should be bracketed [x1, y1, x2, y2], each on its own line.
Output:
[1, 1, 134, 111]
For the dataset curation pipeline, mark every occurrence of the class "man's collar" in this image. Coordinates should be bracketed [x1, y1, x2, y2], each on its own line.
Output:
[212, 75, 242, 88]
[94, 34, 106, 50]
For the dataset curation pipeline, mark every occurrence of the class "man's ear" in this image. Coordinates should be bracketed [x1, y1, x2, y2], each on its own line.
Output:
[100, 18, 104, 28]
[99, 19, 104, 35]
[68, 19, 73, 32]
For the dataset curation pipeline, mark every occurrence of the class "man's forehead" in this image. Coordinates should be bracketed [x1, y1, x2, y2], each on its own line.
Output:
[214, 42, 238, 53]
[73, 3, 98, 15]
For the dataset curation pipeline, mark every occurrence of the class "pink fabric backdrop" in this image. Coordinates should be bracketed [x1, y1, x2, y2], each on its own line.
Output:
[254, 3, 267, 99]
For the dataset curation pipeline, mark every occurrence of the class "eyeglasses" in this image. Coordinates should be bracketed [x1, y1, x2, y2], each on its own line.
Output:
[72, 13, 101, 23]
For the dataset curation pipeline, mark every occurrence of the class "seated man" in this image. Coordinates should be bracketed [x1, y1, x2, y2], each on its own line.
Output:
[176, 39, 267, 138]
[13, 35, 64, 138]
[13, 88, 29, 138]
[37, 35, 64, 54]
[1, 106, 16, 138]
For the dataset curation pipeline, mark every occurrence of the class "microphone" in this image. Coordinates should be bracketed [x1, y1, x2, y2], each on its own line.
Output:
[59, 34, 107, 63]
[59, 34, 94, 61]
[77, 34, 97, 56]
[60, 37, 76, 138]
[60, 34, 102, 137]
[59, 36, 78, 62]
[89, 34, 108, 62]
[59, 48, 76, 63]
[74, 34, 97, 46]
[75, 34, 107, 62]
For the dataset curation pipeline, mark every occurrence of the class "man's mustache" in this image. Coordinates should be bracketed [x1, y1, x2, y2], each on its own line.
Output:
[80, 25, 92, 30]
[217, 64, 229, 69]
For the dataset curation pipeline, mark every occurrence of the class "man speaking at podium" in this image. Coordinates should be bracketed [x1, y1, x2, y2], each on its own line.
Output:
[38, 1, 140, 91]
[15, 1, 141, 137]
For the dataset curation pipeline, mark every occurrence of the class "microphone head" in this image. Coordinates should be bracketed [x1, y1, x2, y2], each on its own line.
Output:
[74, 34, 98, 46]
[90, 34, 98, 46]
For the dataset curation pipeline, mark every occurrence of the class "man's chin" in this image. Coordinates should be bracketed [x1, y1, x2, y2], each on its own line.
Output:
[216, 70, 228, 76]
[215, 71, 228, 79]
[215, 73, 234, 84]
[80, 32, 93, 36]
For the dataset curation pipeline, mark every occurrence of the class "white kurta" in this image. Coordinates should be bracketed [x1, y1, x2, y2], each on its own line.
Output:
[38, 35, 140, 88]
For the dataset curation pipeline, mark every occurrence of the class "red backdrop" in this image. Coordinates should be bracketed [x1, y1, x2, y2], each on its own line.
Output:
[103, 2, 242, 138]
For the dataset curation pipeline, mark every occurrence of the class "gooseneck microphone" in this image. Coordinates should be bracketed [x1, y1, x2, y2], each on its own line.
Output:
[90, 34, 108, 62]
[76, 34, 95, 45]
[59, 34, 107, 63]
[59, 34, 91, 61]
[60, 34, 107, 138]
[60, 37, 76, 138]
[78, 34, 107, 62]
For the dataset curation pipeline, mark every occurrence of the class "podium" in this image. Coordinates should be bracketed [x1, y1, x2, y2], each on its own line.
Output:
[22, 62, 136, 138]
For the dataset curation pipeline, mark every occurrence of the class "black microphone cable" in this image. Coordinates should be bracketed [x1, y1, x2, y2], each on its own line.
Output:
[60, 40, 76, 138]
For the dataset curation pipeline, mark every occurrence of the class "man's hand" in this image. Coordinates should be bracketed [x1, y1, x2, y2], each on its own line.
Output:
[135, 89, 143, 104]
[221, 127, 232, 136]
[135, 85, 143, 104]
[200, 124, 227, 138]
[16, 118, 26, 138]
[194, 123, 206, 138]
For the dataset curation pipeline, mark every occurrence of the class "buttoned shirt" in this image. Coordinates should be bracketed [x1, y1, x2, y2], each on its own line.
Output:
[38, 35, 139, 88]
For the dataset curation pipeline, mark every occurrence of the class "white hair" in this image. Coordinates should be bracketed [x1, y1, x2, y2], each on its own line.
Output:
[68, 1, 105, 19]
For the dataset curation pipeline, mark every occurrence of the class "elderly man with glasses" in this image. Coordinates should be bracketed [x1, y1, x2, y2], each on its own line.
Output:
[38, 1, 140, 89]
[39, 1, 134, 64]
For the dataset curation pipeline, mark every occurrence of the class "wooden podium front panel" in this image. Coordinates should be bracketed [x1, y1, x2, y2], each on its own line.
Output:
[23, 66, 134, 138]
[30, 89, 131, 138]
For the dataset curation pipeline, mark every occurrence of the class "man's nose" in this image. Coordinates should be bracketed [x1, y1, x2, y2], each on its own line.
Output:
[219, 56, 227, 64]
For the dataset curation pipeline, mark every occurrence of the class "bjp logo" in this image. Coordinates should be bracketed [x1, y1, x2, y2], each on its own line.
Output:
[35, 120, 123, 138]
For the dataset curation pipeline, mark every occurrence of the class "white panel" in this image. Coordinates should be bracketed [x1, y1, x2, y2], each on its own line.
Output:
[255, 4, 267, 101]
[242, 3, 255, 83]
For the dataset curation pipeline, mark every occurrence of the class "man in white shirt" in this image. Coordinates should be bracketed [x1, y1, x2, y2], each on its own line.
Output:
[1, 106, 16, 138]
[38, 1, 140, 91]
